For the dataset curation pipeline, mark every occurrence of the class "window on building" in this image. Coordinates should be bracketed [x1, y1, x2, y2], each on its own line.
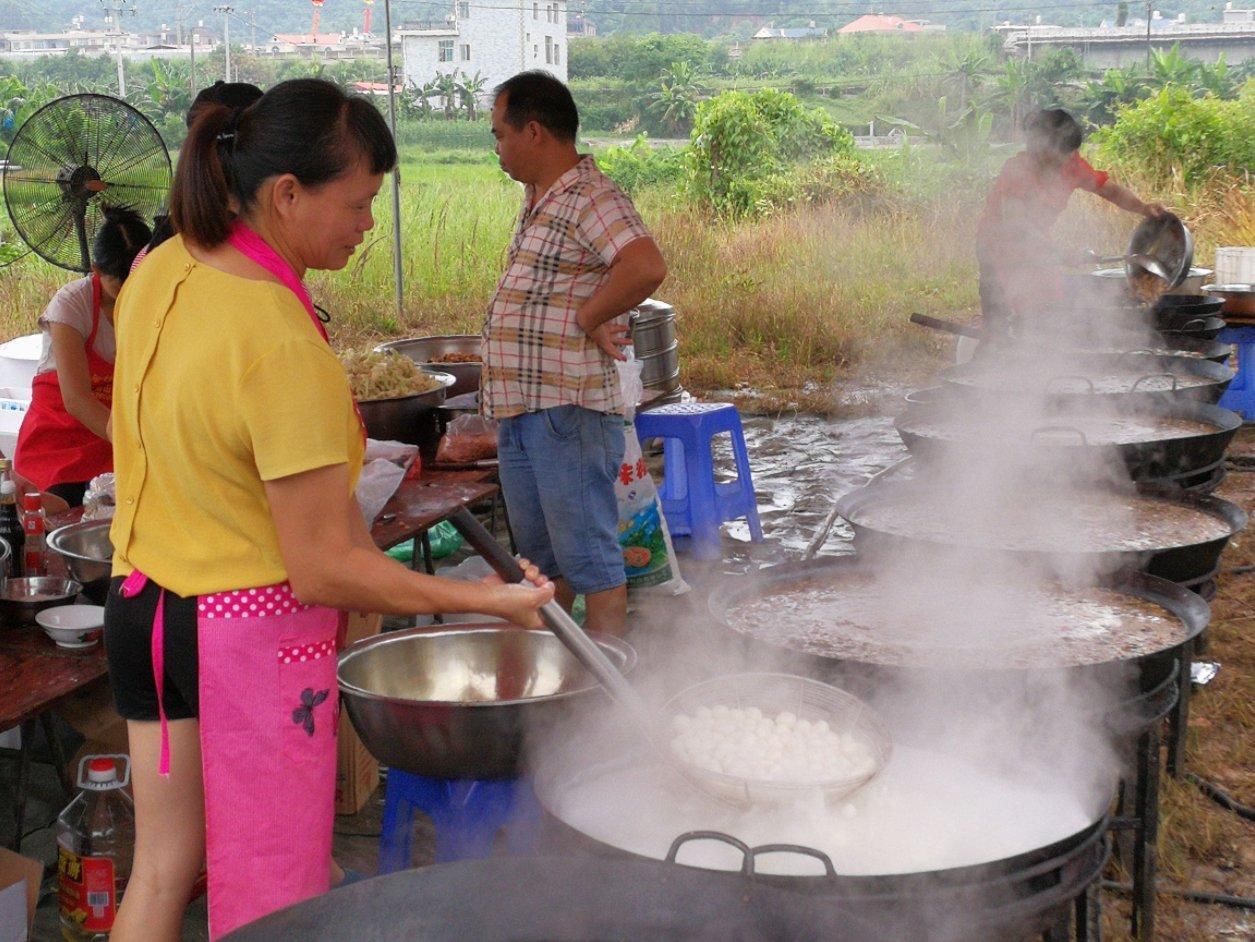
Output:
[438, 38, 454, 62]
[545, 35, 552, 64]
[554, 43, 560, 65]
[460, 43, 471, 60]
[457, 0, 470, 17]
[533, 2, 539, 19]
[533, 43, 539, 58]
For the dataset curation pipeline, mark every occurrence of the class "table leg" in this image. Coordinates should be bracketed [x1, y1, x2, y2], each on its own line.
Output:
[41, 711, 73, 797]
[8, 718, 36, 851]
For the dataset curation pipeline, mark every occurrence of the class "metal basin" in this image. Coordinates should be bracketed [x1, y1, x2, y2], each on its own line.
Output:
[357, 369, 455, 460]
[47, 519, 112, 603]
[0, 576, 82, 627]
[375, 335, 481, 398]
[338, 624, 636, 779]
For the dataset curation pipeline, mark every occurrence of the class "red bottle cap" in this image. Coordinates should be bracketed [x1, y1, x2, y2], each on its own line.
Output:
[21, 492, 41, 512]
[87, 757, 117, 781]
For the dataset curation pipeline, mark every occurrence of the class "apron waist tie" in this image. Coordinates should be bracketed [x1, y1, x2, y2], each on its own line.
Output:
[120, 570, 171, 777]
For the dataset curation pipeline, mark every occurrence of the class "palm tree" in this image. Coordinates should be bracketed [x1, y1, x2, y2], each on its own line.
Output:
[944, 47, 992, 112]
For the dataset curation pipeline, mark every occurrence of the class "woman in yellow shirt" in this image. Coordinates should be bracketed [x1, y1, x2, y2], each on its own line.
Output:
[105, 79, 552, 941]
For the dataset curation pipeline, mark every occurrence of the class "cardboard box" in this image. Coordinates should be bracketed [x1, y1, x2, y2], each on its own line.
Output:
[0, 847, 42, 942]
[336, 613, 383, 816]
[56, 682, 129, 779]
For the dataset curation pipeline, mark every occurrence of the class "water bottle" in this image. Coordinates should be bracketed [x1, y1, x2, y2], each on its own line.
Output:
[57, 756, 134, 941]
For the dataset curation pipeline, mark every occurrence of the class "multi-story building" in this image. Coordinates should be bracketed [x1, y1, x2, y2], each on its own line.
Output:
[399, 0, 567, 105]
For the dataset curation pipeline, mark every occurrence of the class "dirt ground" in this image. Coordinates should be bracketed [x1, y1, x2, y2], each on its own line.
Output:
[1095, 426, 1255, 940]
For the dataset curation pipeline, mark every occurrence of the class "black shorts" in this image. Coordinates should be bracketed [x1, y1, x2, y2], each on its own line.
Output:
[104, 576, 201, 722]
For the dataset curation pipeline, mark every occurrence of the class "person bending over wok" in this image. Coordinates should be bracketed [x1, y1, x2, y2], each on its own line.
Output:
[13, 206, 150, 506]
[975, 108, 1165, 338]
[104, 79, 553, 942]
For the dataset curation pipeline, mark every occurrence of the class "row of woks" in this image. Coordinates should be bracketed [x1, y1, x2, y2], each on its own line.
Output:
[594, 306, 1242, 937]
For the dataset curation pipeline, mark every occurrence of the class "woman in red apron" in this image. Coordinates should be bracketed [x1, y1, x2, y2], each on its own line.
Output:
[14, 206, 150, 506]
[104, 81, 553, 942]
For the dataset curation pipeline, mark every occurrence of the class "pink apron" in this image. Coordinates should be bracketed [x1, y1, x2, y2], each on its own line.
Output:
[122, 223, 358, 939]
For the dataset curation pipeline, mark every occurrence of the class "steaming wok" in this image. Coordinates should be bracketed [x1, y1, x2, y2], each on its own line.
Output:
[834, 479, 1246, 586]
[939, 352, 1233, 408]
[1161, 315, 1225, 342]
[710, 556, 1207, 683]
[530, 731, 1109, 942]
[894, 399, 1241, 484]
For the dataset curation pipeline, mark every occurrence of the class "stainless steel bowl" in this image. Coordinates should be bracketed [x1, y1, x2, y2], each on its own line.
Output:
[357, 369, 456, 451]
[338, 624, 637, 779]
[375, 335, 482, 398]
[1203, 283, 1255, 318]
[0, 576, 82, 627]
[47, 519, 113, 602]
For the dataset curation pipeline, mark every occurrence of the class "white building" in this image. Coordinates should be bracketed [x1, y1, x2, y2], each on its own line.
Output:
[399, 1, 567, 105]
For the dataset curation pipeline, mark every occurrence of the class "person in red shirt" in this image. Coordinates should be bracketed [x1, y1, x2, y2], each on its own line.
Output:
[975, 109, 1165, 335]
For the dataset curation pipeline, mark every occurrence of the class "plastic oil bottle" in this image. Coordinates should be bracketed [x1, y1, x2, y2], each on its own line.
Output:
[57, 756, 135, 941]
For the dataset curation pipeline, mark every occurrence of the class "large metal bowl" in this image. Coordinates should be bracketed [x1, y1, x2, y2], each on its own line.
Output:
[375, 335, 481, 398]
[47, 519, 112, 603]
[0, 576, 82, 627]
[357, 369, 456, 458]
[338, 624, 637, 779]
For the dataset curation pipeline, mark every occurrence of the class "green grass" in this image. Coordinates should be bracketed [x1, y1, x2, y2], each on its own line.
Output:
[0, 143, 1249, 405]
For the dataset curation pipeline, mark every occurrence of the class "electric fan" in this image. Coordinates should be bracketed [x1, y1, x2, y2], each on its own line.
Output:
[2, 94, 171, 273]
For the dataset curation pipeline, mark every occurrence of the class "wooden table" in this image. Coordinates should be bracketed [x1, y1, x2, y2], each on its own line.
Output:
[0, 469, 499, 850]
[0, 633, 108, 850]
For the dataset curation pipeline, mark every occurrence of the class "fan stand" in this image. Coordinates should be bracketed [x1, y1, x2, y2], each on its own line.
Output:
[56, 164, 104, 272]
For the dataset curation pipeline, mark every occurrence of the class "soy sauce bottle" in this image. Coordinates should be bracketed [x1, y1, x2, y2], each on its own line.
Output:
[0, 458, 25, 578]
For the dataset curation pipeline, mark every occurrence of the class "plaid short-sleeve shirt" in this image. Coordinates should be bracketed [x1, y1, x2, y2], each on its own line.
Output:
[481, 155, 653, 419]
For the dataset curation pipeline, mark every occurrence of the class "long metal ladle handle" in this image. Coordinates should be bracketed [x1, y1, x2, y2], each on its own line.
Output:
[448, 507, 653, 721]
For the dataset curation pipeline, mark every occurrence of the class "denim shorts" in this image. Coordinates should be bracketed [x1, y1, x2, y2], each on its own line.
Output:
[497, 405, 626, 596]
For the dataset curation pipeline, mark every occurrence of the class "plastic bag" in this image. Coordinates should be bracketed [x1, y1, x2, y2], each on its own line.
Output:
[615, 418, 689, 595]
[357, 439, 420, 525]
[614, 346, 645, 418]
[81, 473, 116, 520]
[435, 414, 499, 465]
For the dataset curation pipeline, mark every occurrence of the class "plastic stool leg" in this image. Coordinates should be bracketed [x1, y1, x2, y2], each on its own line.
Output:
[378, 772, 416, 874]
[728, 427, 764, 542]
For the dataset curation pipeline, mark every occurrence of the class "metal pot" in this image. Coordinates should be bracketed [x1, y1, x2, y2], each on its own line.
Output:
[1151, 294, 1225, 330]
[1091, 266, 1211, 297]
[46, 519, 112, 603]
[356, 370, 456, 462]
[338, 623, 636, 780]
[631, 299, 681, 396]
[1161, 315, 1225, 342]
[0, 576, 82, 627]
[375, 335, 481, 398]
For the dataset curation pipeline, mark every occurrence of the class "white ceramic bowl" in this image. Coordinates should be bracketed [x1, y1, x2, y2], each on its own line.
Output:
[36, 604, 105, 649]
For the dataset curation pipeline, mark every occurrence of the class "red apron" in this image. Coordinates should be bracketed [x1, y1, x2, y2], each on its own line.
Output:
[14, 274, 112, 490]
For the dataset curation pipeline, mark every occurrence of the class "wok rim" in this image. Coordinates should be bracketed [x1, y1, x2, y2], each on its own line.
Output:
[834, 478, 1246, 557]
[336, 623, 637, 709]
[938, 351, 1234, 394]
[706, 554, 1210, 672]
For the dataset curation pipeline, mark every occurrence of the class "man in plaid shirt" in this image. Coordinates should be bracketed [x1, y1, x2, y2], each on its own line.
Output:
[482, 71, 667, 636]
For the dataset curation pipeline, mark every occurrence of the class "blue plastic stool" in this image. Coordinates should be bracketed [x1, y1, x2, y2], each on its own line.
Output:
[634, 401, 764, 559]
[1217, 325, 1255, 420]
[377, 771, 541, 872]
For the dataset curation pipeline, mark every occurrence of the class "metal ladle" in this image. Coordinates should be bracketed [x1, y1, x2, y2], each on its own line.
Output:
[448, 507, 891, 806]
[1088, 251, 1172, 281]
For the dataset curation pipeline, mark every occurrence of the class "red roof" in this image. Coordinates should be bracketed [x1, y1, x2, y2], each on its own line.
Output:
[838, 14, 924, 34]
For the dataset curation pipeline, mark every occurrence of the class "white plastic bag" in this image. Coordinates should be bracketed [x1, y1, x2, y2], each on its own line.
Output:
[356, 439, 419, 524]
[614, 346, 645, 418]
[81, 472, 116, 520]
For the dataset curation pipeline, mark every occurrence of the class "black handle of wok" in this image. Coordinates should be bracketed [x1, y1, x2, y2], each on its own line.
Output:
[909, 313, 983, 340]
[446, 507, 651, 718]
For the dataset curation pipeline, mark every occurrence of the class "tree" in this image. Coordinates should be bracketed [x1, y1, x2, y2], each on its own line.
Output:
[647, 61, 704, 136]
[456, 70, 486, 120]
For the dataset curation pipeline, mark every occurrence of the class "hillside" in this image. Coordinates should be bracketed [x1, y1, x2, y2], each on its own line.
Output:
[0, 0, 1237, 42]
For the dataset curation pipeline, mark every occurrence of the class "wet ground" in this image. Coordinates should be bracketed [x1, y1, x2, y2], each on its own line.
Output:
[15, 394, 1249, 939]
